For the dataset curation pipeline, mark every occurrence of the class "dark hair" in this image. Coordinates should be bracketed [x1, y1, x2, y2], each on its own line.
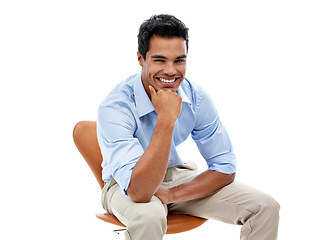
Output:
[138, 14, 189, 60]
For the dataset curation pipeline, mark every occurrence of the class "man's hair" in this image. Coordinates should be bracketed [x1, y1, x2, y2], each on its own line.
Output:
[138, 14, 189, 60]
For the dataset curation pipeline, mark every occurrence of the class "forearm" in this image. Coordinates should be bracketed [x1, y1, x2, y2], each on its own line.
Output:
[156, 170, 235, 204]
[127, 117, 175, 203]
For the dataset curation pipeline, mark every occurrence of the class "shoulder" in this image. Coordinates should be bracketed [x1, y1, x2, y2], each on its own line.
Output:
[99, 73, 138, 110]
[180, 78, 208, 106]
[97, 74, 141, 125]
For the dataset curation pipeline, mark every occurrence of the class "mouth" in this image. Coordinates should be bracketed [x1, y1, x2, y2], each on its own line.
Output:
[158, 77, 176, 83]
[156, 77, 180, 85]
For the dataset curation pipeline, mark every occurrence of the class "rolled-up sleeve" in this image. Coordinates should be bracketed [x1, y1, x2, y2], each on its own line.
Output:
[191, 90, 236, 174]
[97, 105, 144, 194]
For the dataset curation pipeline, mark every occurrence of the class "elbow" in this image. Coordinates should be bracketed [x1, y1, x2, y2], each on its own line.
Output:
[227, 172, 236, 184]
[127, 186, 153, 203]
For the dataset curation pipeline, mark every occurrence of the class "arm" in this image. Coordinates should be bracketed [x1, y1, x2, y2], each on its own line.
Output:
[126, 86, 182, 203]
[155, 85, 236, 204]
[155, 170, 235, 204]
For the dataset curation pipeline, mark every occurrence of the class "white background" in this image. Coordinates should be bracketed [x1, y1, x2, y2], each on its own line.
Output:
[1, 0, 321, 239]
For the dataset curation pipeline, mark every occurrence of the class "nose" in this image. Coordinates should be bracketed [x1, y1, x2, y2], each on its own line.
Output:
[163, 62, 176, 76]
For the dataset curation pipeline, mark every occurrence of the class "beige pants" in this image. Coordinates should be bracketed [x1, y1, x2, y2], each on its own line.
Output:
[101, 163, 280, 240]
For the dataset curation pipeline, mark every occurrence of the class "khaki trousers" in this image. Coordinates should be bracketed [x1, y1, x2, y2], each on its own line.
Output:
[101, 163, 280, 240]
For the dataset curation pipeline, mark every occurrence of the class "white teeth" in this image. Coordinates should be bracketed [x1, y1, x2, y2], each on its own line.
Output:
[159, 78, 176, 83]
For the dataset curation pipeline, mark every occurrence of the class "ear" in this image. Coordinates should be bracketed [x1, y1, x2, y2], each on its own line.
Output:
[137, 51, 144, 67]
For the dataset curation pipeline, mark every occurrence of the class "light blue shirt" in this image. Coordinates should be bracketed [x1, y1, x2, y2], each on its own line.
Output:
[97, 72, 236, 195]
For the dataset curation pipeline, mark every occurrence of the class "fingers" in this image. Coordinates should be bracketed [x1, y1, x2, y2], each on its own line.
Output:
[149, 85, 157, 100]
[148, 86, 182, 122]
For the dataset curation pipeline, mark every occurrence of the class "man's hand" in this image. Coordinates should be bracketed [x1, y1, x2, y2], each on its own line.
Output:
[155, 171, 235, 204]
[149, 85, 182, 123]
[154, 186, 174, 204]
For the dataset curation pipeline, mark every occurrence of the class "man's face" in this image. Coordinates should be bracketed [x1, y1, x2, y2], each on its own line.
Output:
[138, 35, 187, 99]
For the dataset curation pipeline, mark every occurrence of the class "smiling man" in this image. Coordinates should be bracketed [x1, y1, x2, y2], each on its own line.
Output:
[97, 14, 280, 240]
[139, 35, 187, 96]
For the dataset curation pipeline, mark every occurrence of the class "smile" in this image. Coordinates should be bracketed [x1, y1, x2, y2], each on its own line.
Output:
[158, 78, 177, 83]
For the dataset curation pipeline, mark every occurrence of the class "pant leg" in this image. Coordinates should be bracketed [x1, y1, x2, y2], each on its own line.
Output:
[169, 181, 280, 240]
[101, 180, 168, 240]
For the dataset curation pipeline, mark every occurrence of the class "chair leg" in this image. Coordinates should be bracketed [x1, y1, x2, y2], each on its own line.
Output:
[113, 228, 126, 235]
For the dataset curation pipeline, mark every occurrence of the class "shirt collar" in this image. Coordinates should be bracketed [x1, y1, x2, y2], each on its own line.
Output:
[177, 85, 191, 105]
[134, 72, 191, 118]
[133, 73, 155, 117]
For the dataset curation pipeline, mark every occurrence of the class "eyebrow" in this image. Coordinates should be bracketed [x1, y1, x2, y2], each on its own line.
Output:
[151, 54, 187, 59]
[176, 54, 187, 59]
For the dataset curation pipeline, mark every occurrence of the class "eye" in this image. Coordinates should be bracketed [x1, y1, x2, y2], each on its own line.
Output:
[154, 59, 165, 62]
[175, 59, 186, 63]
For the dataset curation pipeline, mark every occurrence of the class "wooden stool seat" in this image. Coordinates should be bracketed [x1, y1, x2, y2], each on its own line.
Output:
[73, 121, 208, 234]
[96, 213, 207, 234]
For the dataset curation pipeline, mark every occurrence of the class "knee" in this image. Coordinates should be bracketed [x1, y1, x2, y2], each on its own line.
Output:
[263, 194, 280, 212]
[125, 200, 167, 239]
[129, 199, 167, 230]
[137, 207, 167, 223]
[256, 192, 280, 217]
[145, 206, 166, 222]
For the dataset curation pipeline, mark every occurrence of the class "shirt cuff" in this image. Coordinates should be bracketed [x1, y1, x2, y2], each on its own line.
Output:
[113, 163, 135, 196]
[207, 153, 236, 174]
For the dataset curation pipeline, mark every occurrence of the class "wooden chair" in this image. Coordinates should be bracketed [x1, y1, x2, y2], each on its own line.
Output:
[73, 121, 208, 234]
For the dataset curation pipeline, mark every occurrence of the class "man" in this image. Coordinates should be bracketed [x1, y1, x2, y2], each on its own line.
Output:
[97, 14, 280, 240]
